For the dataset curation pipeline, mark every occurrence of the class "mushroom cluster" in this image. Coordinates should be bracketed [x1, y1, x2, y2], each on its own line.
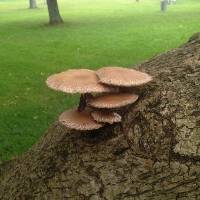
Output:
[46, 66, 152, 132]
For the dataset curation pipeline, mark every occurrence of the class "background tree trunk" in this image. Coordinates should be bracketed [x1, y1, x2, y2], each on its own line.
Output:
[0, 33, 200, 200]
[46, 0, 63, 25]
[161, 0, 168, 12]
[29, 0, 37, 9]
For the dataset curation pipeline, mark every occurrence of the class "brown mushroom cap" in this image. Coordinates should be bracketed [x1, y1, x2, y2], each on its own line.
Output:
[46, 69, 113, 94]
[59, 109, 104, 130]
[96, 66, 152, 87]
[88, 92, 138, 109]
[91, 110, 121, 124]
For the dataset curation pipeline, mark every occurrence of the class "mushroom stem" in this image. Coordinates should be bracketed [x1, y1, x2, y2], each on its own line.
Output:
[77, 93, 93, 112]
[85, 93, 93, 101]
[77, 94, 87, 112]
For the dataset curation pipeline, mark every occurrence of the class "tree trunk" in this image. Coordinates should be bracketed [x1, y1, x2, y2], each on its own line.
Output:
[29, 0, 37, 9]
[46, 0, 63, 25]
[0, 33, 200, 200]
[161, 0, 168, 12]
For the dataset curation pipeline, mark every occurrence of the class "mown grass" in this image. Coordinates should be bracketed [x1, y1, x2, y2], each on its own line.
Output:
[0, 0, 200, 161]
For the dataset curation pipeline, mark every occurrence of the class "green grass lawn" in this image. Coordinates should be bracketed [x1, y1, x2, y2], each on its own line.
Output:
[0, 0, 200, 161]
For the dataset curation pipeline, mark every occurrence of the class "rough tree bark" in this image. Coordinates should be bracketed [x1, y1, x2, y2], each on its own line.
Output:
[47, 0, 63, 25]
[29, 0, 37, 9]
[0, 34, 200, 200]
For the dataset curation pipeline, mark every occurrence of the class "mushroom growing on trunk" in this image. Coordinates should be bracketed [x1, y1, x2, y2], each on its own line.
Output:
[46, 67, 152, 134]
[46, 69, 114, 131]
[96, 66, 152, 87]
[93, 66, 153, 143]
[46, 69, 114, 112]
[59, 109, 104, 131]
[88, 92, 139, 109]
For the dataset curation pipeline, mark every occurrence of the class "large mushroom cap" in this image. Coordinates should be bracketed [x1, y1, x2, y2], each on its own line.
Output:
[88, 92, 138, 109]
[59, 109, 104, 131]
[96, 66, 152, 87]
[46, 69, 113, 94]
[91, 110, 121, 124]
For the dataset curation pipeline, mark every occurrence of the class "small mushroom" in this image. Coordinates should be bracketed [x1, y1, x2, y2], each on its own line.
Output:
[91, 110, 121, 124]
[59, 109, 104, 131]
[96, 66, 152, 87]
[88, 92, 138, 109]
